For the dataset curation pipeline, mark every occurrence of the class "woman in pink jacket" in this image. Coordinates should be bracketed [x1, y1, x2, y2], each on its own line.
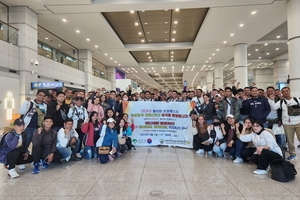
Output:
[87, 97, 104, 122]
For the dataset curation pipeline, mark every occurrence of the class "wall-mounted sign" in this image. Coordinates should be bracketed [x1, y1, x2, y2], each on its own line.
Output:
[31, 82, 64, 89]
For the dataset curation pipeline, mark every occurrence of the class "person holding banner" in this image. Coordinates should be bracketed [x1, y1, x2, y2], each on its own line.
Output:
[192, 115, 213, 154]
[116, 119, 132, 154]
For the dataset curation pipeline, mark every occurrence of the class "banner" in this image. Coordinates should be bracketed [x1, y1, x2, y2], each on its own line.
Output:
[123, 101, 195, 148]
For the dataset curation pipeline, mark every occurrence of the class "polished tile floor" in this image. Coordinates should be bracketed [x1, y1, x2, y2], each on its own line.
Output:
[0, 145, 300, 200]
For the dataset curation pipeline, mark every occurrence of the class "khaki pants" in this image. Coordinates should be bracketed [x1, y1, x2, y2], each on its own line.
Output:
[283, 123, 300, 156]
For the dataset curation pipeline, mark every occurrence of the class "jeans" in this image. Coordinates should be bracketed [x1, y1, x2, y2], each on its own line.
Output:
[56, 139, 80, 159]
[98, 154, 109, 164]
[76, 128, 85, 153]
[119, 144, 128, 153]
[213, 143, 227, 156]
[235, 139, 245, 158]
[275, 134, 287, 148]
[24, 127, 37, 149]
[82, 145, 97, 159]
[206, 119, 213, 125]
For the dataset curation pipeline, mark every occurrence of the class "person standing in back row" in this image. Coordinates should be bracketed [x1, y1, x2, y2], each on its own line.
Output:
[192, 89, 204, 115]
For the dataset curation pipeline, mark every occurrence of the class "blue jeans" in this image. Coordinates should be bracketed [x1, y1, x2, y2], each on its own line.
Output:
[56, 139, 80, 159]
[24, 127, 37, 149]
[206, 119, 213, 125]
[98, 154, 109, 164]
[82, 145, 97, 159]
[235, 139, 245, 158]
[275, 134, 287, 148]
[213, 143, 227, 156]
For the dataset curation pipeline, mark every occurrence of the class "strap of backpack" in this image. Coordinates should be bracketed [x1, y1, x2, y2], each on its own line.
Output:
[293, 97, 299, 105]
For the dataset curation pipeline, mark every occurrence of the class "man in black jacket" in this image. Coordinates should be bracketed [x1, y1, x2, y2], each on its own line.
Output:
[47, 92, 69, 131]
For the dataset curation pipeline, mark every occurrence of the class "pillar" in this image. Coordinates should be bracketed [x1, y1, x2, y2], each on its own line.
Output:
[253, 69, 274, 90]
[206, 71, 213, 92]
[200, 77, 206, 88]
[234, 43, 248, 88]
[273, 60, 289, 86]
[214, 62, 223, 89]
[79, 49, 93, 92]
[9, 6, 38, 105]
[287, 0, 300, 97]
[107, 66, 116, 91]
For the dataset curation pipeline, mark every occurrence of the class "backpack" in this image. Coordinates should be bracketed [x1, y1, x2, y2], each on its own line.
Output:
[270, 158, 297, 182]
[0, 133, 9, 151]
[280, 97, 300, 116]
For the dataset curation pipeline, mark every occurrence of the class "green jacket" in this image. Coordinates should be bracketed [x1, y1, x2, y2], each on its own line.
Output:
[219, 97, 240, 120]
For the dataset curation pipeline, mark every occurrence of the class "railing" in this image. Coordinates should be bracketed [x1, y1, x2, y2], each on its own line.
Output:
[93, 68, 111, 81]
[0, 20, 18, 45]
[38, 41, 84, 71]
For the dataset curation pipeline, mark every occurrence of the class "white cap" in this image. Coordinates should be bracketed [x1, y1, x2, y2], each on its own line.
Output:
[107, 118, 116, 123]
[214, 94, 221, 98]
[226, 114, 235, 120]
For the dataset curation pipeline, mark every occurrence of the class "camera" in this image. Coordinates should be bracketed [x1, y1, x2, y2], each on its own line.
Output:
[34, 60, 39, 66]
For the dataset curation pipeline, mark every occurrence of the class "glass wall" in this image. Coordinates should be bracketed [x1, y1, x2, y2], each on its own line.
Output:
[0, 3, 18, 45]
[38, 41, 84, 71]
[93, 67, 111, 81]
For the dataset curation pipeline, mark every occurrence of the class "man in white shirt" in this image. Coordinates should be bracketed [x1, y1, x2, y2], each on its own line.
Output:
[56, 118, 81, 161]
[168, 90, 179, 102]
[192, 89, 204, 115]
[275, 87, 300, 160]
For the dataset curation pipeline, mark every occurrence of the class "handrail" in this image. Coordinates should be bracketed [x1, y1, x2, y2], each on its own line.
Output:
[0, 20, 19, 31]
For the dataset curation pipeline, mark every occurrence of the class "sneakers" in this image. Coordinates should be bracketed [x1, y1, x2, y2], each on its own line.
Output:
[8, 168, 19, 178]
[233, 157, 243, 163]
[32, 163, 40, 174]
[18, 164, 26, 170]
[224, 152, 234, 160]
[196, 149, 205, 154]
[40, 159, 49, 168]
[287, 155, 297, 160]
[75, 153, 82, 158]
[253, 169, 268, 175]
[108, 154, 115, 161]
[208, 151, 213, 155]
[70, 156, 81, 161]
[297, 144, 300, 148]
[65, 155, 71, 162]
[117, 152, 122, 157]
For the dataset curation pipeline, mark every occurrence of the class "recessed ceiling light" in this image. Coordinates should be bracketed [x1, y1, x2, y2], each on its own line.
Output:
[148, 57, 151, 59]
[239, 24, 244, 27]
[86, 38, 90, 41]
[118, 64, 121, 66]
[149, 40, 152, 41]
[138, 32, 142, 35]
[45, 37, 48, 40]
[248, 54, 251, 56]
[147, 32, 150, 34]
[223, 41, 227, 44]
[251, 11, 257, 15]
[265, 43, 268, 46]
[165, 22, 168, 24]
[171, 56, 173, 58]
[141, 39, 145, 42]
[150, 60, 152, 62]
[171, 59, 173, 61]
[276, 48, 279, 50]
[172, 38, 175, 41]
[130, 10, 134, 13]
[147, 53, 149, 55]
[110, 57, 113, 59]
[62, 19, 67, 22]
[266, 53, 270, 55]
[58, 44, 61, 46]
[104, 53, 107, 56]
[165, 31, 168, 33]
[209, 57, 211, 59]
[206, 61, 208, 63]
[212, 53, 215, 56]
[277, 36, 281, 38]
[115, 61, 117, 63]
[255, 49, 259, 51]
[135, 22, 139, 26]
[230, 33, 234, 36]
[76, 30, 80, 33]
[216, 49, 219, 51]
[174, 21, 178, 24]
[175, 8, 180, 11]
[95, 45, 98, 48]
[171, 52, 174, 54]
[259, 57, 261, 59]
[165, 39, 167, 41]
[173, 31, 176, 34]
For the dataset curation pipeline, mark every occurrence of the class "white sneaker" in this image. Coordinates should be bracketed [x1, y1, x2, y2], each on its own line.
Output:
[208, 151, 213, 155]
[253, 169, 268, 175]
[18, 164, 26, 170]
[196, 149, 205, 154]
[233, 157, 243, 163]
[75, 153, 82, 158]
[65, 155, 71, 162]
[8, 168, 19, 178]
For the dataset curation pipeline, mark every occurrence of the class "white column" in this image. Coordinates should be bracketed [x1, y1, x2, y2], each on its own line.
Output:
[214, 62, 223, 89]
[273, 60, 289, 86]
[9, 6, 38, 105]
[253, 69, 274, 90]
[200, 77, 206, 88]
[287, 0, 300, 97]
[234, 43, 248, 88]
[107, 66, 116, 91]
[79, 49, 93, 92]
[206, 71, 213, 92]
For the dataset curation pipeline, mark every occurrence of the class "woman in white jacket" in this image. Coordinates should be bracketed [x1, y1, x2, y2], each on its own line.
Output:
[240, 120, 283, 175]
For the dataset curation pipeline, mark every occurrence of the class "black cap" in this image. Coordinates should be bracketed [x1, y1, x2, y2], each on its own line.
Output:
[212, 115, 219, 121]
[75, 97, 84, 101]
[190, 110, 197, 116]
[14, 118, 25, 126]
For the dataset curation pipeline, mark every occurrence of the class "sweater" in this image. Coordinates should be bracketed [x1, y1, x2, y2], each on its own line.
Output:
[87, 101, 105, 121]
[81, 122, 101, 146]
[242, 96, 271, 122]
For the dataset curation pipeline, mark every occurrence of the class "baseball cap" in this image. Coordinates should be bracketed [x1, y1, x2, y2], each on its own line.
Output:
[214, 94, 221, 98]
[107, 118, 116, 123]
[75, 97, 84, 101]
[212, 115, 219, 121]
[14, 118, 25, 126]
[226, 114, 235, 120]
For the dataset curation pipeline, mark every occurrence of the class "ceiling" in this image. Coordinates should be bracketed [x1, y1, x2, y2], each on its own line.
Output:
[2, 0, 289, 91]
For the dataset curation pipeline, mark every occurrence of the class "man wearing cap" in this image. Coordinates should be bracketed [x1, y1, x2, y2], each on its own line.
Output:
[68, 97, 88, 158]
[0, 118, 34, 178]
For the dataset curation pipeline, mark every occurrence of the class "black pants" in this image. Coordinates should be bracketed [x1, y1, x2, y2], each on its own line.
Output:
[126, 137, 132, 150]
[194, 135, 213, 151]
[242, 147, 256, 160]
[76, 128, 85, 153]
[6, 147, 33, 169]
[32, 145, 61, 164]
[250, 149, 282, 170]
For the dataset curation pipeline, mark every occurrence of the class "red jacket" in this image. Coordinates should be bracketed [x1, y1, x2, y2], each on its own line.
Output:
[81, 122, 101, 146]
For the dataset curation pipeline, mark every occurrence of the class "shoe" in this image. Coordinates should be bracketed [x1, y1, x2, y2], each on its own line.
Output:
[196, 149, 205, 154]
[8, 168, 19, 178]
[208, 151, 213, 155]
[3, 164, 9, 169]
[297, 144, 300, 148]
[76, 153, 82, 158]
[65, 155, 71, 162]
[70, 156, 81, 161]
[18, 164, 26, 170]
[224, 152, 234, 160]
[287, 155, 297, 160]
[253, 169, 268, 175]
[40, 159, 49, 169]
[117, 152, 122, 157]
[108, 154, 115, 161]
[32, 163, 40, 174]
[233, 157, 243, 163]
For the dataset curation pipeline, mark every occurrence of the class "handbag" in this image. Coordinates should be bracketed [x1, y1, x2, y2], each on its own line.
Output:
[281, 98, 300, 116]
[98, 146, 110, 154]
[270, 158, 297, 182]
[119, 137, 126, 145]
[272, 124, 285, 135]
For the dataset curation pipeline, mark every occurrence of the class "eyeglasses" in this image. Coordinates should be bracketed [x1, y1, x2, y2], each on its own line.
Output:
[253, 125, 261, 128]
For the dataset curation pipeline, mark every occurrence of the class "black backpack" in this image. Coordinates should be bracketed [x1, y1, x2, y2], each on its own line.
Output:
[0, 133, 9, 151]
[270, 158, 297, 182]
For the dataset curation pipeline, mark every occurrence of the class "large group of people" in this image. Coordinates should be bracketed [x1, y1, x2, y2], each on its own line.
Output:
[0, 81, 298, 178]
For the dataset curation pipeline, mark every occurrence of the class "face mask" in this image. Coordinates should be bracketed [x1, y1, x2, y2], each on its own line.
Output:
[123, 98, 128, 101]
[212, 122, 220, 126]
